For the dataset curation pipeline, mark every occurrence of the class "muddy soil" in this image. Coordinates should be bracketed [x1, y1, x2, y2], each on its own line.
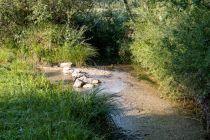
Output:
[40, 66, 205, 140]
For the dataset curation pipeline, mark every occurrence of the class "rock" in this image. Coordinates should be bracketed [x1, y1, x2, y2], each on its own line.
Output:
[85, 78, 101, 84]
[83, 84, 94, 89]
[62, 67, 73, 74]
[87, 78, 94, 84]
[73, 79, 85, 88]
[74, 69, 81, 73]
[69, 69, 74, 73]
[60, 62, 72, 68]
[91, 79, 101, 84]
[72, 71, 83, 78]
[78, 75, 88, 83]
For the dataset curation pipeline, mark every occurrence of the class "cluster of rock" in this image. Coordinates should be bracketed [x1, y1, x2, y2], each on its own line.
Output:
[60, 62, 101, 89]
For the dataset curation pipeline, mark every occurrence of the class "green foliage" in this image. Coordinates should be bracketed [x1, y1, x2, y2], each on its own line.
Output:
[131, 1, 210, 97]
[0, 0, 94, 26]
[0, 0, 132, 65]
[15, 23, 97, 65]
[0, 48, 15, 64]
[0, 0, 93, 42]
[74, 2, 131, 64]
[0, 0, 98, 66]
[0, 60, 110, 139]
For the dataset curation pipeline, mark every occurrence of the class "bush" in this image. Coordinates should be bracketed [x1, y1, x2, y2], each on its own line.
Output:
[0, 0, 94, 45]
[0, 0, 98, 66]
[131, 1, 210, 98]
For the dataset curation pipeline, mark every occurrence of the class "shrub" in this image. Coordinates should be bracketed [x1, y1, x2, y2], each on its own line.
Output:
[0, 0, 98, 66]
[131, 1, 210, 98]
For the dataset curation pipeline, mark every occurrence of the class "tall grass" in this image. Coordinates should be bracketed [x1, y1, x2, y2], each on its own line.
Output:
[17, 24, 98, 66]
[53, 45, 98, 67]
[0, 59, 111, 139]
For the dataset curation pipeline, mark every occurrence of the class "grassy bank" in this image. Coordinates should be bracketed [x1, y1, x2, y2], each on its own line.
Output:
[0, 60, 112, 139]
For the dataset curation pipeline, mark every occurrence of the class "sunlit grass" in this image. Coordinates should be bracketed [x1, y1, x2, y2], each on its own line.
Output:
[53, 45, 98, 67]
[0, 60, 111, 140]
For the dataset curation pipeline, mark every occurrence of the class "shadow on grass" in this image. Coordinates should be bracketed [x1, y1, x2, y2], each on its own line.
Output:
[0, 89, 115, 140]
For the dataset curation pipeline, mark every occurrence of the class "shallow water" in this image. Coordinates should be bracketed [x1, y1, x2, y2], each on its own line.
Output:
[41, 65, 205, 140]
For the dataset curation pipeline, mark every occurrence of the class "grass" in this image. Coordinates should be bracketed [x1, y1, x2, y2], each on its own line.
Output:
[0, 48, 15, 64]
[53, 45, 98, 67]
[0, 60, 112, 140]
[18, 24, 98, 66]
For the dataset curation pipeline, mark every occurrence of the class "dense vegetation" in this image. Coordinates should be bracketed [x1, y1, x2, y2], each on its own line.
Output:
[0, 0, 130, 65]
[72, 1, 131, 64]
[130, 0, 210, 98]
[0, 0, 98, 66]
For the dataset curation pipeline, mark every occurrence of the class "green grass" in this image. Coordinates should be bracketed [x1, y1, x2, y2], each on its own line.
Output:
[0, 60, 111, 140]
[53, 45, 98, 67]
[18, 24, 98, 66]
[0, 48, 15, 64]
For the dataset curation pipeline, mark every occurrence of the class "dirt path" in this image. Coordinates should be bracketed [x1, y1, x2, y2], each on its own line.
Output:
[41, 66, 205, 140]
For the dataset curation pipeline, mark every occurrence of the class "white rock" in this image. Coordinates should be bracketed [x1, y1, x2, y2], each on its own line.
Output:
[83, 84, 94, 89]
[60, 62, 72, 68]
[72, 72, 83, 78]
[87, 78, 94, 84]
[78, 75, 88, 83]
[91, 79, 101, 84]
[63, 67, 73, 74]
[74, 69, 81, 73]
[73, 79, 84, 88]
[69, 69, 74, 73]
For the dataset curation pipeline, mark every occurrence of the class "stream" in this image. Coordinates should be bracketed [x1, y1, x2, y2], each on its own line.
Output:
[41, 65, 205, 140]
